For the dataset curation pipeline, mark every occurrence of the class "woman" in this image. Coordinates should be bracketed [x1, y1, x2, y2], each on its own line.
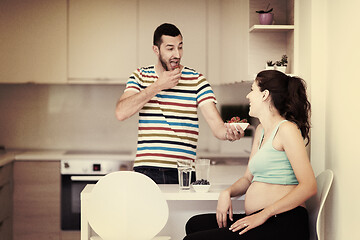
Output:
[184, 70, 317, 240]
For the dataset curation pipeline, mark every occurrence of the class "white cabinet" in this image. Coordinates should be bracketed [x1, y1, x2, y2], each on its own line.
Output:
[68, 0, 137, 84]
[138, 0, 207, 79]
[248, 0, 296, 78]
[0, 0, 67, 83]
[206, 0, 249, 85]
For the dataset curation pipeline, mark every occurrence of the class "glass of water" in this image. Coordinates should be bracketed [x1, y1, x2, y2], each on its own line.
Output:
[195, 159, 210, 181]
[177, 160, 192, 190]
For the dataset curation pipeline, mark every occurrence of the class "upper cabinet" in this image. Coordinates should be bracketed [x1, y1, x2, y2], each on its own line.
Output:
[248, 0, 296, 79]
[0, 0, 297, 84]
[207, 0, 249, 85]
[68, 0, 137, 84]
[0, 0, 67, 84]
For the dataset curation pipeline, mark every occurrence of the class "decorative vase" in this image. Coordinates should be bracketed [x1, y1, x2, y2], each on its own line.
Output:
[265, 65, 275, 70]
[259, 13, 274, 25]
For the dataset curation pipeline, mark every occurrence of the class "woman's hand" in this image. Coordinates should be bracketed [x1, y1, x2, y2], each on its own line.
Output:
[229, 210, 269, 235]
[216, 190, 233, 228]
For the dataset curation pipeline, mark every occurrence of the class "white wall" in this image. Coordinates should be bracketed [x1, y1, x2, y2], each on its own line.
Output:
[307, 0, 360, 239]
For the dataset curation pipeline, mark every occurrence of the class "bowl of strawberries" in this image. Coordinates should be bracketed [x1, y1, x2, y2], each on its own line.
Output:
[227, 116, 249, 131]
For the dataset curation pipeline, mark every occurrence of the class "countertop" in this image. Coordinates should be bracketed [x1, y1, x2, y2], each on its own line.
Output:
[82, 183, 244, 201]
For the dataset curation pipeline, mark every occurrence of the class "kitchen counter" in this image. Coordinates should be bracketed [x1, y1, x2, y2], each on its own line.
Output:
[0, 151, 17, 167]
[81, 183, 244, 240]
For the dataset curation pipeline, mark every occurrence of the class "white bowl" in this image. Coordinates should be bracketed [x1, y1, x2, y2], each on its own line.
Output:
[192, 184, 211, 193]
[230, 122, 250, 131]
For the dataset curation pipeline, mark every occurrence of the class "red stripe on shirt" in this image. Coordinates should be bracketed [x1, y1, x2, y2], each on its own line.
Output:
[198, 96, 216, 106]
[136, 153, 194, 160]
[138, 127, 198, 135]
[148, 100, 196, 108]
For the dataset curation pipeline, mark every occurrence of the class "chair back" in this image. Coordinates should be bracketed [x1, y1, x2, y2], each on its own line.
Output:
[86, 171, 169, 240]
[306, 169, 334, 240]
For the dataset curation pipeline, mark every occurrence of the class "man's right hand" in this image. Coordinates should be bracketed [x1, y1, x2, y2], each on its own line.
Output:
[155, 68, 181, 90]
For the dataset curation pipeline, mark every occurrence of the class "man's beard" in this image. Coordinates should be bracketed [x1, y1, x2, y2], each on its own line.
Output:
[159, 52, 169, 71]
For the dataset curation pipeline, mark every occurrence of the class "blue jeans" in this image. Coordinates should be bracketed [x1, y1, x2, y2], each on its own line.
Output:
[134, 166, 196, 184]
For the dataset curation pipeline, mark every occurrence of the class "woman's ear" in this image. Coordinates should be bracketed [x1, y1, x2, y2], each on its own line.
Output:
[153, 45, 159, 56]
[262, 90, 270, 101]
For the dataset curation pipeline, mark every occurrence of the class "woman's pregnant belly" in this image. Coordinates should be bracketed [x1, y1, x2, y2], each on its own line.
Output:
[244, 181, 301, 215]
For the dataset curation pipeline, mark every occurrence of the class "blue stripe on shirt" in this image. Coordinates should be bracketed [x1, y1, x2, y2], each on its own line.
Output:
[137, 146, 196, 156]
[156, 94, 196, 101]
[197, 90, 214, 100]
[139, 120, 199, 128]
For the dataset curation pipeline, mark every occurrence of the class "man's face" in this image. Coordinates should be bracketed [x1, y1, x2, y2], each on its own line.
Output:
[155, 35, 183, 71]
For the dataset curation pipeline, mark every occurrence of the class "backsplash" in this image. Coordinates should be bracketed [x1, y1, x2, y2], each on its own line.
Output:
[0, 82, 251, 152]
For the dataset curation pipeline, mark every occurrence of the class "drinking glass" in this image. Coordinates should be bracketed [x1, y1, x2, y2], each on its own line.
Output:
[177, 160, 192, 190]
[195, 159, 210, 181]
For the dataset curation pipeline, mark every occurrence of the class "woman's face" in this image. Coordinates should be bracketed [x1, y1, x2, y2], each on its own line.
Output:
[246, 80, 264, 117]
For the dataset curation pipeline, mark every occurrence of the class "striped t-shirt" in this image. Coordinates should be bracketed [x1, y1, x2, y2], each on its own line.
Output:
[125, 65, 217, 169]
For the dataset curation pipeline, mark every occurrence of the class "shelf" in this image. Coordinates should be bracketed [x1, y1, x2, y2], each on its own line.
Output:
[249, 25, 294, 33]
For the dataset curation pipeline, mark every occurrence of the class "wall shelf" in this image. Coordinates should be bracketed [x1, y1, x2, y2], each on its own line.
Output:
[249, 25, 295, 33]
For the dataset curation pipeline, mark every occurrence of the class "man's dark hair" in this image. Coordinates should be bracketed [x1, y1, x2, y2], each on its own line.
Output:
[153, 23, 182, 48]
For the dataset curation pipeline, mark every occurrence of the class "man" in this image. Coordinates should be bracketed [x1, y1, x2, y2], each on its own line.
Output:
[115, 23, 243, 184]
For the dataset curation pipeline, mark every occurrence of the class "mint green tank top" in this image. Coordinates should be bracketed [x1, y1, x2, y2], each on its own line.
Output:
[248, 120, 299, 185]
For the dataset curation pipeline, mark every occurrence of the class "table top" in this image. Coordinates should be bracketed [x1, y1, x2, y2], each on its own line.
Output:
[81, 184, 244, 201]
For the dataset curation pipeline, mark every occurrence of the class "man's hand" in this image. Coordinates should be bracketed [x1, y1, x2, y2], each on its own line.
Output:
[225, 122, 245, 141]
[155, 68, 181, 90]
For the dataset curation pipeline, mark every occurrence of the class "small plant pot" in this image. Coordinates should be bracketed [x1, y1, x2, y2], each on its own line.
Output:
[275, 66, 286, 73]
[259, 13, 274, 25]
[265, 64, 275, 70]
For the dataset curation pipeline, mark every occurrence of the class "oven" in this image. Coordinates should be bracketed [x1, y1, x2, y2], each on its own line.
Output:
[60, 152, 133, 231]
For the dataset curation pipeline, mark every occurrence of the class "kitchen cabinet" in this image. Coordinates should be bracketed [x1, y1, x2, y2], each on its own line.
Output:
[248, 0, 296, 78]
[0, 0, 67, 84]
[68, 0, 137, 84]
[0, 162, 13, 240]
[13, 161, 61, 240]
[207, 0, 249, 84]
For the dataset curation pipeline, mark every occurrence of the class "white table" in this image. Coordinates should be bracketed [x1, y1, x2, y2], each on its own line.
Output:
[81, 184, 244, 240]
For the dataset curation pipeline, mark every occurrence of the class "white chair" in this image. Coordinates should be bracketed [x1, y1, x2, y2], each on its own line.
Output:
[86, 171, 171, 240]
[306, 169, 334, 240]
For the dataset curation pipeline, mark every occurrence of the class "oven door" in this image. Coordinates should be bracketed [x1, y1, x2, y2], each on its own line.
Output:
[61, 175, 103, 230]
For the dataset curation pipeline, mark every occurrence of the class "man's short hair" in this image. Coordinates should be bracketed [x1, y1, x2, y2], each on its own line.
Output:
[153, 23, 182, 47]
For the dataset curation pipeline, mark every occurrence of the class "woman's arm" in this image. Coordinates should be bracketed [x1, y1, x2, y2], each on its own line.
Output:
[216, 125, 262, 227]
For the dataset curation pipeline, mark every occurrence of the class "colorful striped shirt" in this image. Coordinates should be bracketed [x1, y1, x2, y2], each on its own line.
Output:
[124, 65, 217, 168]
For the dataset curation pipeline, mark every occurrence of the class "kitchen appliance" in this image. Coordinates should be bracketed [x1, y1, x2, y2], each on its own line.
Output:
[60, 151, 134, 230]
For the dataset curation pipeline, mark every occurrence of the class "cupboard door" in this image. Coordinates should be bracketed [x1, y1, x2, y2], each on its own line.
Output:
[68, 0, 137, 83]
[13, 161, 60, 240]
[138, 0, 207, 80]
[0, 0, 67, 83]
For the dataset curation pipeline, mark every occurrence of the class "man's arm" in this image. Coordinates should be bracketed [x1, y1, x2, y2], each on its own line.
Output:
[115, 68, 181, 121]
[199, 101, 244, 140]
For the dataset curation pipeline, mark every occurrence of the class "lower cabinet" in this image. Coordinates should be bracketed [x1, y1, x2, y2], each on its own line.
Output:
[13, 161, 61, 240]
[0, 162, 13, 240]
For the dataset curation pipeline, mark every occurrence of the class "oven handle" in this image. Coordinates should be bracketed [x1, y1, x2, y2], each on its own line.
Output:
[70, 176, 104, 181]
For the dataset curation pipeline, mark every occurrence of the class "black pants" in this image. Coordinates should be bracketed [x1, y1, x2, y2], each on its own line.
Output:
[134, 166, 196, 184]
[184, 206, 309, 240]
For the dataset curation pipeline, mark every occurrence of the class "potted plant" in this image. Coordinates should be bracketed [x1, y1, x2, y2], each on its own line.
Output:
[256, 3, 274, 25]
[275, 55, 288, 73]
[266, 60, 275, 70]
